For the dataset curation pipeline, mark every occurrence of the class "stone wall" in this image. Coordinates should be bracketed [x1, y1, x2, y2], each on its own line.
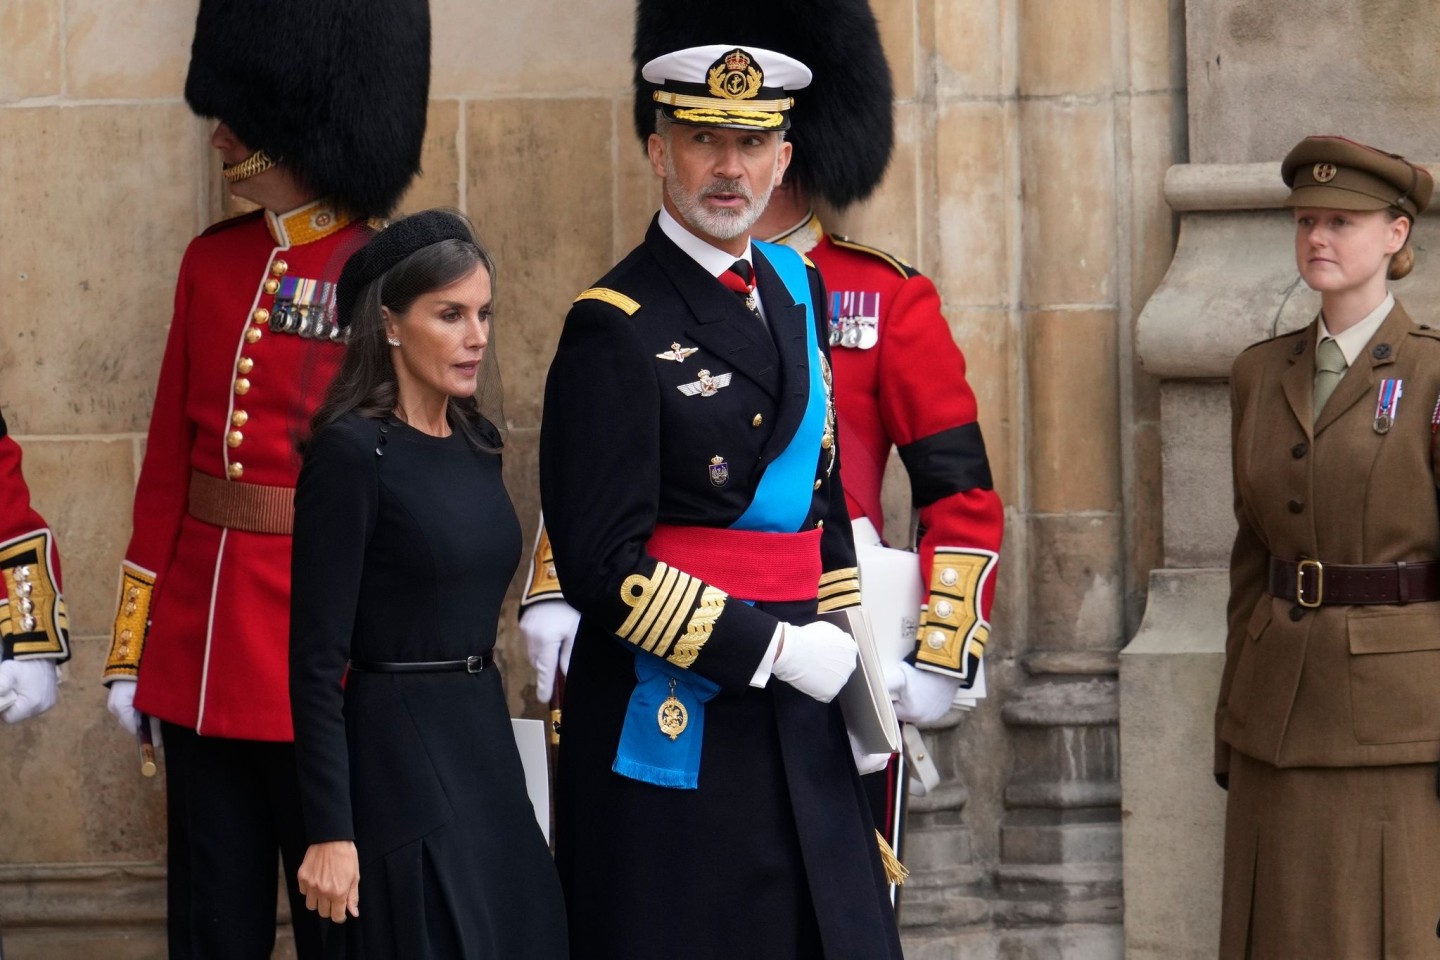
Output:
[1124, 1, 1440, 958]
[0, 1, 1185, 956]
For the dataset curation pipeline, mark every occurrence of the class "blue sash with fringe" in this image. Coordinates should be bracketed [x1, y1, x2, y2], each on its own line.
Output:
[613, 241, 826, 789]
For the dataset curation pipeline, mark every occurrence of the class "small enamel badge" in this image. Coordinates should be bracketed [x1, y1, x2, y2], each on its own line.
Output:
[1374, 378, 1403, 434]
[708, 455, 729, 486]
[656, 342, 698, 363]
[677, 369, 733, 397]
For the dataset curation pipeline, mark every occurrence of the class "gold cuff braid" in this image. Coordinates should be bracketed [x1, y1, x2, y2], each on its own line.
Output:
[0, 529, 70, 660]
[105, 562, 156, 678]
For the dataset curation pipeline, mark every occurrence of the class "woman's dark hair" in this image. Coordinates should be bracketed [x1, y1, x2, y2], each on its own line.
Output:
[309, 220, 502, 452]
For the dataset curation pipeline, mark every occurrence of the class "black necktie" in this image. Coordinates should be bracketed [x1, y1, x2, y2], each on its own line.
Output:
[719, 260, 762, 323]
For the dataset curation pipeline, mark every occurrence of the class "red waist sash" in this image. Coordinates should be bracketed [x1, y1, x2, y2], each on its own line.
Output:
[646, 524, 823, 602]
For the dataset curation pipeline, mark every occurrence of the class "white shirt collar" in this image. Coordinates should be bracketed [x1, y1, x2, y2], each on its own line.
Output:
[658, 207, 752, 279]
[1318, 292, 1394, 366]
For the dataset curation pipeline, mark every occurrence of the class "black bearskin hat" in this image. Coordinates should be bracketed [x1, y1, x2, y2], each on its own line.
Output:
[633, 0, 894, 209]
[185, 0, 430, 220]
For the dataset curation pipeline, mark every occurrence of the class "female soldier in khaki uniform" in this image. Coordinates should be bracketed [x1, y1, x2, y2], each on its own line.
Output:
[1218, 135, 1440, 957]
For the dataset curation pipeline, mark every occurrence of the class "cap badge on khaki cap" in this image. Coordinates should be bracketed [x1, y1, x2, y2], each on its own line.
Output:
[1281, 135, 1434, 218]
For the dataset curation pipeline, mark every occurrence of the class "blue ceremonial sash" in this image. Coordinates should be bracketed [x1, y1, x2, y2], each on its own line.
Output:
[733, 241, 827, 534]
[612, 652, 720, 790]
[613, 242, 824, 790]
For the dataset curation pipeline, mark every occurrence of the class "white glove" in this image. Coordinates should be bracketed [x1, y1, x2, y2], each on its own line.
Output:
[771, 620, 858, 703]
[0, 659, 59, 723]
[520, 600, 581, 702]
[107, 678, 142, 735]
[885, 661, 962, 725]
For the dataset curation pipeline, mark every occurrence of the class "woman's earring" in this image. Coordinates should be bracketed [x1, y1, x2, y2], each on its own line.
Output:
[387, 336, 401, 347]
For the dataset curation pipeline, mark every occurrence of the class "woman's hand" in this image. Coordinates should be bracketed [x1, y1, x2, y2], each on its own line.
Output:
[297, 840, 360, 922]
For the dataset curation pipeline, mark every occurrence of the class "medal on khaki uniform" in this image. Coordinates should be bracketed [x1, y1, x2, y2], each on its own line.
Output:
[1374, 378, 1402, 434]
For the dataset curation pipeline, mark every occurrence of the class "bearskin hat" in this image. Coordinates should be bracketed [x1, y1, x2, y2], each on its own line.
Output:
[633, 0, 894, 209]
[184, 0, 430, 220]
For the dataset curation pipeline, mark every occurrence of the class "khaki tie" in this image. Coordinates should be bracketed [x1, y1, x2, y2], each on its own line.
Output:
[1313, 337, 1348, 424]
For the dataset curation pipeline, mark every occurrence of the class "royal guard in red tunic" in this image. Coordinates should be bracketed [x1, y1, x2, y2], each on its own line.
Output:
[522, 0, 1004, 899]
[0, 409, 69, 724]
[99, 1, 430, 955]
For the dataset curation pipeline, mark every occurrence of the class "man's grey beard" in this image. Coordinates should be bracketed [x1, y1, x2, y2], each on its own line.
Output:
[663, 148, 776, 242]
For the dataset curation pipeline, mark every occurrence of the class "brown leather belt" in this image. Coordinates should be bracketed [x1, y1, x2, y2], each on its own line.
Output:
[187, 470, 294, 535]
[1268, 557, 1440, 608]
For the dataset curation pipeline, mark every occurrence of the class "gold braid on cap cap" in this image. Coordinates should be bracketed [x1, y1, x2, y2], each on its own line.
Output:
[221, 150, 277, 184]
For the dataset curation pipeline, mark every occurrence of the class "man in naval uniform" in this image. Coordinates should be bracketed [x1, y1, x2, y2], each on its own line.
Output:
[523, 0, 1004, 889]
[99, 1, 429, 956]
[540, 44, 904, 960]
[0, 408, 70, 725]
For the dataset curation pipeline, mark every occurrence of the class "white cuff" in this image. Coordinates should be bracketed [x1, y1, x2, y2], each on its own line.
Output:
[748, 623, 784, 688]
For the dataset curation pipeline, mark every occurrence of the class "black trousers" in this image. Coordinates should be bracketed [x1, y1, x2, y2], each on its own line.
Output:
[162, 722, 321, 960]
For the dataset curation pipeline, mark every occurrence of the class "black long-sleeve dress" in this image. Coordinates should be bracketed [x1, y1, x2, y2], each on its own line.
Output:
[290, 411, 567, 959]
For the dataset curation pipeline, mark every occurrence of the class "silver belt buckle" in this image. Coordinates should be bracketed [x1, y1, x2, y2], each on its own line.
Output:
[465, 655, 485, 674]
[1296, 559, 1324, 608]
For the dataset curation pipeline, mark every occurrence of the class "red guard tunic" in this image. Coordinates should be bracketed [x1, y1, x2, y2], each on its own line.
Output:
[780, 213, 1004, 685]
[0, 411, 70, 662]
[103, 201, 370, 740]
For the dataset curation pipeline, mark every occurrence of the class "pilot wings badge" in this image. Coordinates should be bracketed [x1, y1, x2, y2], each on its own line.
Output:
[677, 369, 733, 397]
[656, 342, 698, 363]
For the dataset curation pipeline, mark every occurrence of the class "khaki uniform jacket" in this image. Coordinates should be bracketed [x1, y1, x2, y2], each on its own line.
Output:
[1218, 301, 1440, 773]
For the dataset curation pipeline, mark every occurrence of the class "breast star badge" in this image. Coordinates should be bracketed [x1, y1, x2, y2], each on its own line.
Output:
[677, 369, 732, 397]
[656, 342, 698, 363]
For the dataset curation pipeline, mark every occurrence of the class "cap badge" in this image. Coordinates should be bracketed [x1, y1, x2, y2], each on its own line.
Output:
[1313, 162, 1338, 183]
[708, 48, 764, 101]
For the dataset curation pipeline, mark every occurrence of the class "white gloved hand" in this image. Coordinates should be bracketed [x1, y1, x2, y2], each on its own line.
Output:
[885, 661, 962, 725]
[520, 600, 581, 702]
[0, 659, 59, 723]
[107, 678, 142, 735]
[771, 620, 858, 703]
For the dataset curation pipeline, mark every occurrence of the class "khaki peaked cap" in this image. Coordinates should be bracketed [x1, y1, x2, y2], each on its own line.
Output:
[1282, 135, 1433, 218]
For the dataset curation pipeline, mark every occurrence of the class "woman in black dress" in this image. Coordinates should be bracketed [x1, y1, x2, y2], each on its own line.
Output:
[289, 210, 568, 958]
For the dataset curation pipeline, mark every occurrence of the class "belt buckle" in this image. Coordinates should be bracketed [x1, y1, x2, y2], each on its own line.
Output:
[1297, 559, 1324, 608]
[465, 655, 485, 674]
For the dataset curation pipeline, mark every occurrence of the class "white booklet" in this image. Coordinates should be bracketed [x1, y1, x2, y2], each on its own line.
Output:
[823, 605, 902, 755]
[511, 718, 551, 843]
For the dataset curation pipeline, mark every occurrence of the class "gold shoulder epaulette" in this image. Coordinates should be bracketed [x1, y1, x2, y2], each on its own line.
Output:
[830, 235, 914, 278]
[200, 209, 264, 238]
[574, 287, 641, 316]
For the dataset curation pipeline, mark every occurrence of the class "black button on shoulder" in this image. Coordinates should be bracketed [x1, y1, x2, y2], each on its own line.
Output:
[1291, 442, 1308, 458]
[1373, 343, 1392, 359]
[1287, 499, 1304, 514]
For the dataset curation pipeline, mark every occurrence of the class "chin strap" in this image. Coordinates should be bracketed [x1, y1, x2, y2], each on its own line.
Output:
[222, 149, 277, 183]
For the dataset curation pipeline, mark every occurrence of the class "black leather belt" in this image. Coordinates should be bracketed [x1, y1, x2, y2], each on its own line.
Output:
[348, 652, 494, 674]
[1268, 557, 1440, 608]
